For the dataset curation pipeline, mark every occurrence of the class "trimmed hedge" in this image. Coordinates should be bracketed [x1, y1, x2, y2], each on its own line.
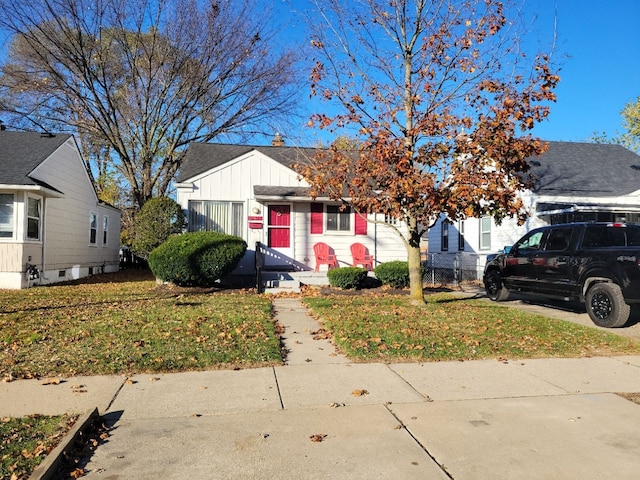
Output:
[149, 231, 247, 287]
[374, 261, 410, 289]
[327, 266, 369, 290]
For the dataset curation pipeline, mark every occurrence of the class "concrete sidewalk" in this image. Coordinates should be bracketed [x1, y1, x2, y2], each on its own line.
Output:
[3, 298, 640, 479]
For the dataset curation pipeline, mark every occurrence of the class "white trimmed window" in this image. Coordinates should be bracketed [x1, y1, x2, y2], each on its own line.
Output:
[326, 205, 351, 232]
[90, 212, 98, 244]
[0, 193, 14, 238]
[188, 200, 244, 237]
[458, 220, 465, 251]
[480, 216, 492, 250]
[26, 196, 41, 241]
[102, 215, 109, 245]
[441, 219, 449, 251]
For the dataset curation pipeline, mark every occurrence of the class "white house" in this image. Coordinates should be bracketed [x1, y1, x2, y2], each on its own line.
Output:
[175, 136, 409, 283]
[427, 141, 640, 280]
[0, 130, 121, 289]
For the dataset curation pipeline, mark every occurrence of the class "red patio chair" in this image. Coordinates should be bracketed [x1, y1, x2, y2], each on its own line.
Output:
[313, 242, 338, 272]
[350, 242, 374, 271]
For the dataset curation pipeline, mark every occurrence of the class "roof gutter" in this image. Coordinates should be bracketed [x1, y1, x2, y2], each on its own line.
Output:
[538, 204, 640, 216]
[0, 184, 64, 198]
[254, 194, 348, 203]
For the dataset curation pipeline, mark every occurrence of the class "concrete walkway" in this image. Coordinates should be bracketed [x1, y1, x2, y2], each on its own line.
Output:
[3, 298, 640, 479]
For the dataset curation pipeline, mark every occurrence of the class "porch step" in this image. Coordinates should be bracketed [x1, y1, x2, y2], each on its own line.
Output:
[260, 271, 331, 294]
[261, 271, 301, 294]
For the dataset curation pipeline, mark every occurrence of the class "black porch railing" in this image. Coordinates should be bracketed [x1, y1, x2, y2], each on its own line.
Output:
[255, 242, 312, 293]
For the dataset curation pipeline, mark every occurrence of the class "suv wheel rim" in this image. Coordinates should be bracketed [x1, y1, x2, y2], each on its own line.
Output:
[591, 292, 612, 320]
[487, 275, 498, 295]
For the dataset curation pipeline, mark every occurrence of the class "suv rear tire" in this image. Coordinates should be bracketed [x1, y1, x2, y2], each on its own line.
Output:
[485, 270, 510, 302]
[585, 282, 630, 328]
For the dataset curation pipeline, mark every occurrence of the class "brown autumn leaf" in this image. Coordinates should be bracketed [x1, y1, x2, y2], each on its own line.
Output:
[70, 468, 85, 478]
[352, 389, 369, 397]
[42, 378, 62, 385]
[310, 433, 327, 442]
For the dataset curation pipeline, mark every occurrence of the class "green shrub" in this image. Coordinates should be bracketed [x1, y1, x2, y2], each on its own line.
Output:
[374, 261, 410, 289]
[131, 197, 186, 259]
[327, 267, 368, 290]
[149, 231, 247, 287]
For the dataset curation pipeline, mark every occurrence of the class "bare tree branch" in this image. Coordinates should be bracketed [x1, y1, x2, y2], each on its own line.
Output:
[0, 0, 303, 209]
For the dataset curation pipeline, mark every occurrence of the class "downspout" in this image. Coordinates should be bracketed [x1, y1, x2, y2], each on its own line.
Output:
[374, 216, 377, 266]
[40, 197, 47, 282]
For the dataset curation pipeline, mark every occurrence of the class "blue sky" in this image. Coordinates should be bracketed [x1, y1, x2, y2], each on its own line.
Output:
[527, 0, 640, 142]
[1, 1, 637, 146]
[271, 0, 640, 146]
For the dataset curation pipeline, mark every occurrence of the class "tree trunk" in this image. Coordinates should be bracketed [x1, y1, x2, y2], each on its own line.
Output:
[407, 218, 425, 305]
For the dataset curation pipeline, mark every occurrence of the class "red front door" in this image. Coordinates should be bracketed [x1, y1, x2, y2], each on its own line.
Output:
[267, 205, 291, 248]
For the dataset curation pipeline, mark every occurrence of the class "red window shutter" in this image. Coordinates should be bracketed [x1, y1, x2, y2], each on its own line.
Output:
[355, 212, 367, 235]
[310, 203, 323, 234]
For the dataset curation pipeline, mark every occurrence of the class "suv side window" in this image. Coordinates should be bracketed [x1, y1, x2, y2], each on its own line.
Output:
[513, 230, 545, 253]
[583, 225, 626, 248]
[626, 226, 640, 246]
[543, 227, 573, 251]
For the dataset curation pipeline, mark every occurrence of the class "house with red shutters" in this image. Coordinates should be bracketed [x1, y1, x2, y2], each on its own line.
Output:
[175, 135, 408, 288]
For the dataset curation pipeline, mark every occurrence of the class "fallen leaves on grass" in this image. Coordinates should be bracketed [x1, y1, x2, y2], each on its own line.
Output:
[0, 276, 282, 378]
[0, 414, 79, 480]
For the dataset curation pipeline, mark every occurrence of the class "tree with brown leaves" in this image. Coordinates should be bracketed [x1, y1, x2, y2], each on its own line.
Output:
[296, 0, 559, 304]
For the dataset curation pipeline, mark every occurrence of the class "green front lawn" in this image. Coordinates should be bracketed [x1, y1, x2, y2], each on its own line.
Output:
[0, 272, 282, 379]
[302, 292, 640, 361]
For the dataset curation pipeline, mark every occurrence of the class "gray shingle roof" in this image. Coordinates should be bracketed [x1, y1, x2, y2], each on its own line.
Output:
[530, 141, 640, 197]
[0, 131, 71, 187]
[178, 140, 640, 199]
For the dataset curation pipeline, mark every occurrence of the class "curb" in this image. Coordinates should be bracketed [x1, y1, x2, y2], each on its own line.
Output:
[29, 407, 99, 480]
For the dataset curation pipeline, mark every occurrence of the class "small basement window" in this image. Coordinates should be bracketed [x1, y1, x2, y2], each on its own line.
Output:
[58, 270, 66, 278]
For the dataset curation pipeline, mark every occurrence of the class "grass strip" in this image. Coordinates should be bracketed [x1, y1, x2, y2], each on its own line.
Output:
[0, 413, 77, 480]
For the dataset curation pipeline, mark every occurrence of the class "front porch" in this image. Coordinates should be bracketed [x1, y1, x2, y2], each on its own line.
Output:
[255, 242, 331, 293]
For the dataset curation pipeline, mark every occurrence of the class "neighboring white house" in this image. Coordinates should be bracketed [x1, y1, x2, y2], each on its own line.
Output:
[428, 141, 640, 280]
[0, 130, 121, 289]
[175, 136, 409, 278]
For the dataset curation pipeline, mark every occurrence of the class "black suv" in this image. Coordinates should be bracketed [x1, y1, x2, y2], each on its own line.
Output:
[483, 222, 640, 328]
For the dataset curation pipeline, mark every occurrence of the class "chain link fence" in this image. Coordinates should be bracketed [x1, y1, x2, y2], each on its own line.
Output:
[423, 252, 486, 287]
